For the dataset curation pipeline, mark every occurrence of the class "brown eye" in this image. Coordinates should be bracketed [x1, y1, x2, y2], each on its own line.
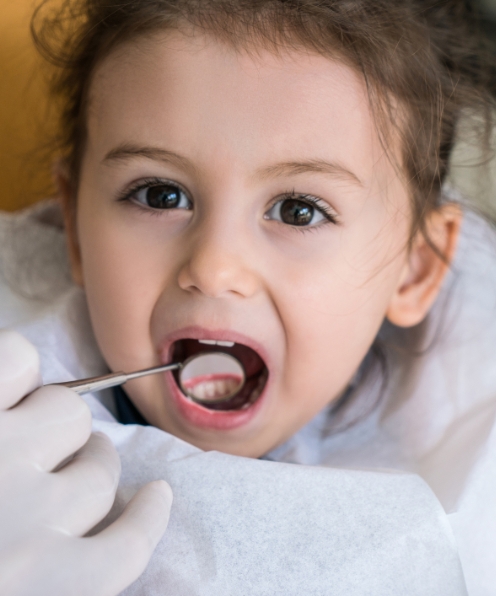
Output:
[265, 195, 330, 227]
[280, 199, 314, 226]
[134, 183, 192, 210]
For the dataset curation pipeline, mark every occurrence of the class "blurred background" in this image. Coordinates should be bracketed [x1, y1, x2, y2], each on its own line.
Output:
[0, 0, 495, 212]
[0, 0, 58, 211]
[479, 0, 496, 36]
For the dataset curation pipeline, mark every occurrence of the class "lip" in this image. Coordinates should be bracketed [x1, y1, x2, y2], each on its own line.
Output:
[159, 326, 272, 431]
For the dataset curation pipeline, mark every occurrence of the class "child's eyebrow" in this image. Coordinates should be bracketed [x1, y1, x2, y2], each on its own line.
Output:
[102, 143, 362, 186]
[103, 144, 197, 174]
[256, 160, 362, 186]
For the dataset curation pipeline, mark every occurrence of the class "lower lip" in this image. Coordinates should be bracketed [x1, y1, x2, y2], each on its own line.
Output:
[165, 371, 268, 430]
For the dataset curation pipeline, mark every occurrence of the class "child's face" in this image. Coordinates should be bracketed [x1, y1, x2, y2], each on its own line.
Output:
[72, 32, 413, 456]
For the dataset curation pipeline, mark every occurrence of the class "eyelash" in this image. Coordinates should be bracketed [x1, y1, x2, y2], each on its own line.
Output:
[117, 177, 192, 211]
[117, 179, 339, 227]
[269, 190, 339, 227]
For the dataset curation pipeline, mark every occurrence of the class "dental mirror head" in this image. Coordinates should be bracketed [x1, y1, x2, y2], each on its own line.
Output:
[177, 352, 246, 405]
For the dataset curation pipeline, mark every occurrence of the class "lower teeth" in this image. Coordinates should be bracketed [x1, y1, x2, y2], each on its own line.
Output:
[186, 377, 241, 402]
[184, 369, 267, 411]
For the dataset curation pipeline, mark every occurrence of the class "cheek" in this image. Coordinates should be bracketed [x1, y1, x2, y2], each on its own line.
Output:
[273, 212, 408, 400]
[76, 204, 165, 370]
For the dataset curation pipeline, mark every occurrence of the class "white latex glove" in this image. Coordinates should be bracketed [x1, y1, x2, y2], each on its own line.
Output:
[0, 330, 172, 596]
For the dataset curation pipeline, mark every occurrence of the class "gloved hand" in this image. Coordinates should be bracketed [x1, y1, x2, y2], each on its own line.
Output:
[0, 330, 172, 596]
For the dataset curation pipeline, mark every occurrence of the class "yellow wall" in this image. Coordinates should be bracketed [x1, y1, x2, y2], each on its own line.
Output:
[0, 0, 56, 211]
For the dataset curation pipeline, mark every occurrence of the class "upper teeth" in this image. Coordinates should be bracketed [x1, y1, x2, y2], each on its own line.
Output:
[198, 339, 235, 347]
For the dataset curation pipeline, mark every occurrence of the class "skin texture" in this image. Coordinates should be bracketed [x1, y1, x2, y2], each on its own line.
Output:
[61, 32, 461, 457]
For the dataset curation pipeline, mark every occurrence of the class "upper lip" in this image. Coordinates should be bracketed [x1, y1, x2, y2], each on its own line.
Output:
[158, 325, 272, 371]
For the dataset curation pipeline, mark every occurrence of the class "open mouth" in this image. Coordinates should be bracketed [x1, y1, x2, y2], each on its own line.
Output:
[171, 338, 269, 411]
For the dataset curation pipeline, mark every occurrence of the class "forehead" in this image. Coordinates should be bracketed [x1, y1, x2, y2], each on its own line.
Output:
[86, 30, 393, 188]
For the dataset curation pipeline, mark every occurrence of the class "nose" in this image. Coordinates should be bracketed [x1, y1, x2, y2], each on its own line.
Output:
[177, 227, 261, 299]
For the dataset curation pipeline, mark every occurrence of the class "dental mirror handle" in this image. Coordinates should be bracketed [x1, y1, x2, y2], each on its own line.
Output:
[54, 362, 181, 395]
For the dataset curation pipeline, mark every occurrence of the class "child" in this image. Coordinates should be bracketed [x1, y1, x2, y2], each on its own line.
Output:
[0, 0, 495, 594]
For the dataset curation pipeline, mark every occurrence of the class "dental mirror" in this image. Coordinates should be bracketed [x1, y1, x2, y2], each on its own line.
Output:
[179, 352, 245, 404]
[55, 351, 246, 405]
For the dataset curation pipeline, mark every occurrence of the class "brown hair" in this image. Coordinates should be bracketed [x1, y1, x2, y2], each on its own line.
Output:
[32, 0, 495, 239]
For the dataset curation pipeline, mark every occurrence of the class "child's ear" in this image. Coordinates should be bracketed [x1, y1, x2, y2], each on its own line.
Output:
[386, 204, 462, 328]
[53, 160, 84, 287]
